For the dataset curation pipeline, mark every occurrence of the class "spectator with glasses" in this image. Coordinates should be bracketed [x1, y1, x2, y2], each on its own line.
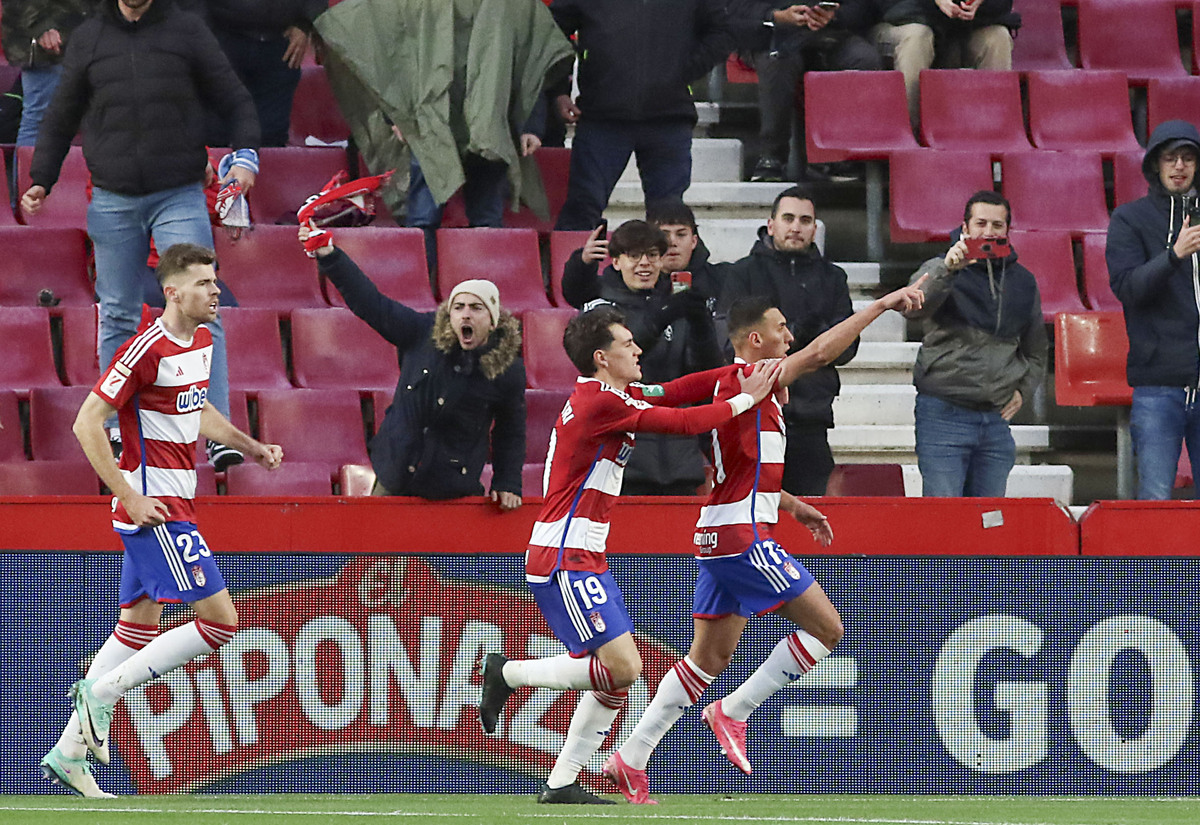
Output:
[561, 219, 724, 495]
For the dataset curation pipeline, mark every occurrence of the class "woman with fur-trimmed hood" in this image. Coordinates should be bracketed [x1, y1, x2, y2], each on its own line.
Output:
[300, 224, 526, 505]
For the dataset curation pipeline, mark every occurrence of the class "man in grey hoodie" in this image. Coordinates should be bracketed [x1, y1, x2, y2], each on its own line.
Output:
[1107, 119, 1200, 500]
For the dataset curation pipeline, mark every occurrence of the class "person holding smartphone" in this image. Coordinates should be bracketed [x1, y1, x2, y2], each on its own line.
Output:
[900, 190, 1047, 498]
[727, 0, 881, 183]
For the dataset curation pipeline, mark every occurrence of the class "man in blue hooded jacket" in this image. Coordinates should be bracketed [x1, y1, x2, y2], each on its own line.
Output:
[1107, 119, 1200, 500]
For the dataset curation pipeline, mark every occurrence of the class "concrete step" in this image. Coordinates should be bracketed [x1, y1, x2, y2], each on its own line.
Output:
[620, 138, 743, 184]
[900, 464, 1075, 505]
[829, 424, 1050, 455]
[840, 342, 919, 384]
[606, 180, 791, 220]
[833, 384, 915, 426]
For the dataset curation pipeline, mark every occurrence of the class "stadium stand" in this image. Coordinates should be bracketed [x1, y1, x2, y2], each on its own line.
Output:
[219, 307, 293, 392]
[1001, 151, 1109, 237]
[250, 146, 349, 226]
[322, 227, 437, 311]
[0, 460, 100, 494]
[1007, 229, 1087, 320]
[225, 461, 334, 495]
[0, 390, 25, 462]
[213, 225, 328, 311]
[521, 309, 578, 390]
[1081, 233, 1121, 312]
[1147, 77, 1200, 136]
[288, 66, 352, 147]
[524, 387, 569, 464]
[0, 307, 63, 394]
[1055, 312, 1132, 407]
[548, 230, 596, 308]
[0, 227, 92, 308]
[29, 386, 91, 461]
[1010, 0, 1072, 72]
[0, 153, 16, 226]
[16, 145, 89, 229]
[1076, 0, 1187, 83]
[290, 307, 401, 392]
[338, 463, 377, 496]
[805, 70, 918, 162]
[918, 70, 1032, 153]
[825, 463, 905, 497]
[256, 388, 370, 473]
[59, 305, 99, 386]
[1026, 70, 1141, 155]
[1112, 150, 1149, 207]
[888, 149, 994, 243]
[434, 227, 549, 311]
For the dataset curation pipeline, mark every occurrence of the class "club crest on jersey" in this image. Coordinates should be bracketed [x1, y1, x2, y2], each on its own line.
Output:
[783, 560, 801, 580]
[176, 384, 208, 413]
[589, 611, 606, 633]
[191, 565, 207, 587]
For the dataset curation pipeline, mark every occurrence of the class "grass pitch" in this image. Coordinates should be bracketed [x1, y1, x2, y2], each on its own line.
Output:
[0, 794, 1197, 825]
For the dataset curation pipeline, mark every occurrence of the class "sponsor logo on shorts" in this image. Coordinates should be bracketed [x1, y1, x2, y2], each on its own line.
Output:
[589, 611, 606, 633]
[191, 565, 207, 587]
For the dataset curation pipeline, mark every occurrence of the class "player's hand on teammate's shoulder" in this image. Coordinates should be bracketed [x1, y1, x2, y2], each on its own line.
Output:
[252, 443, 284, 471]
[123, 492, 170, 527]
[738, 358, 784, 404]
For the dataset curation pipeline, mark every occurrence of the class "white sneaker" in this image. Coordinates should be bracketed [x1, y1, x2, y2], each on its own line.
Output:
[40, 747, 115, 798]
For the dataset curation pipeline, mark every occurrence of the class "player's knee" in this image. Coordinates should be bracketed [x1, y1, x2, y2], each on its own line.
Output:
[691, 646, 734, 677]
[817, 615, 844, 651]
[608, 651, 642, 688]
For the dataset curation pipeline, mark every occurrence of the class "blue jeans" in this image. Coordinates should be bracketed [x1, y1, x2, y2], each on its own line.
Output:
[915, 393, 1015, 497]
[554, 118, 692, 231]
[1129, 386, 1200, 500]
[407, 153, 508, 228]
[17, 64, 63, 146]
[88, 184, 230, 419]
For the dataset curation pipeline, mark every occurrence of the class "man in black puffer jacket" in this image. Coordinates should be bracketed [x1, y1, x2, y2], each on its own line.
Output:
[301, 223, 526, 507]
[22, 0, 260, 472]
[562, 220, 724, 494]
[1108, 119, 1200, 500]
[716, 186, 855, 496]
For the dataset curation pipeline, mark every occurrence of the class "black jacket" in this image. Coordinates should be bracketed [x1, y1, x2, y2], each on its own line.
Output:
[562, 251, 724, 490]
[904, 229, 1047, 410]
[319, 247, 526, 499]
[717, 228, 856, 427]
[728, 0, 877, 54]
[549, 0, 734, 123]
[200, 0, 326, 36]
[32, 0, 259, 196]
[1108, 120, 1200, 388]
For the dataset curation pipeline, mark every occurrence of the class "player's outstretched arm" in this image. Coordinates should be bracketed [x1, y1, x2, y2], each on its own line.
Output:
[634, 360, 782, 435]
[200, 404, 283, 470]
[74, 392, 169, 526]
[777, 274, 927, 388]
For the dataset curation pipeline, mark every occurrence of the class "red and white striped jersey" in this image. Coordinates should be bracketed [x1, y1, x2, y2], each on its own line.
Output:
[524, 369, 741, 581]
[93, 319, 213, 532]
[694, 359, 786, 557]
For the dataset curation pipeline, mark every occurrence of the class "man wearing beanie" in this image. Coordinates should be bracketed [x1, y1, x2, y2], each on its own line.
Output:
[298, 223, 526, 507]
[1108, 119, 1200, 499]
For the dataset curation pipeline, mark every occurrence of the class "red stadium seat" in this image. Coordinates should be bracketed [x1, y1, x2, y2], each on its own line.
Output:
[503, 148, 573, 234]
[1077, 0, 1186, 83]
[918, 71, 1032, 152]
[888, 149, 994, 243]
[0, 153, 18, 226]
[0, 460, 100, 495]
[826, 464, 905, 497]
[213, 226, 327, 311]
[0, 390, 25, 462]
[60, 306, 99, 386]
[1113, 150, 1149, 207]
[256, 388, 369, 469]
[548, 230, 602, 307]
[725, 54, 759, 83]
[250, 147, 349, 226]
[805, 71, 918, 162]
[1006, 229, 1087, 320]
[1001, 151, 1109, 237]
[324, 227, 436, 311]
[0, 227, 93, 308]
[288, 66, 351, 147]
[1081, 233, 1121, 312]
[338, 463, 377, 496]
[524, 387, 569, 464]
[522, 309, 578, 390]
[370, 389, 392, 434]
[290, 307, 400, 392]
[196, 462, 217, 496]
[224, 461, 334, 495]
[16, 145, 89, 229]
[435, 227, 549, 312]
[1147, 77, 1200, 137]
[29, 386, 91, 461]
[1054, 312, 1132, 406]
[0, 307, 63, 394]
[1010, 0, 1072, 72]
[218, 307, 292, 392]
[1026, 71, 1141, 155]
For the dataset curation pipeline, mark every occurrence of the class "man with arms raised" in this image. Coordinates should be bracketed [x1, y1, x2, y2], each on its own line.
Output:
[40, 243, 283, 797]
[604, 278, 926, 803]
[478, 305, 779, 804]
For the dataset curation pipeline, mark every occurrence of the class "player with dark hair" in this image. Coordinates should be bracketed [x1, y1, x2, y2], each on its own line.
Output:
[40, 242, 283, 798]
[603, 279, 927, 804]
[478, 304, 780, 804]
